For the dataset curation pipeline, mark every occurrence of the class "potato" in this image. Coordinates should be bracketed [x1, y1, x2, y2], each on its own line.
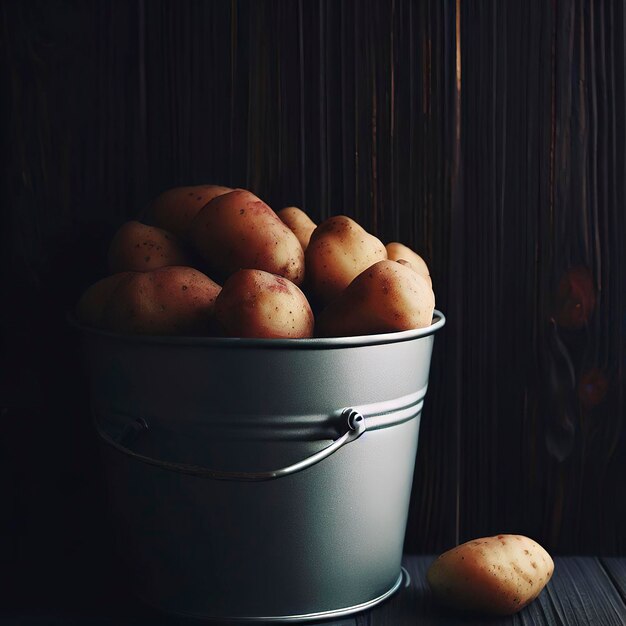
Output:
[102, 266, 221, 335]
[386, 242, 431, 286]
[76, 272, 134, 328]
[277, 206, 316, 251]
[214, 269, 314, 339]
[189, 189, 305, 285]
[149, 184, 232, 238]
[316, 260, 434, 337]
[427, 535, 554, 616]
[107, 221, 189, 273]
[305, 216, 387, 305]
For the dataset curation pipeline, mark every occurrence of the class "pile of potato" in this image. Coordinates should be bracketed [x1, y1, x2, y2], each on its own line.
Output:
[77, 185, 435, 338]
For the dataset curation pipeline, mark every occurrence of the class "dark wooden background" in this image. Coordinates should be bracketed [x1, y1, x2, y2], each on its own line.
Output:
[1, 0, 625, 612]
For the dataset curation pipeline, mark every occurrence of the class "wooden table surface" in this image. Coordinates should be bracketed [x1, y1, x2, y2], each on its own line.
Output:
[2, 556, 624, 625]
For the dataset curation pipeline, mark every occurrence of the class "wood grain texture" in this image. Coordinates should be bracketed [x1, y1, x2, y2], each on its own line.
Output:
[603, 558, 626, 604]
[1, 1, 625, 608]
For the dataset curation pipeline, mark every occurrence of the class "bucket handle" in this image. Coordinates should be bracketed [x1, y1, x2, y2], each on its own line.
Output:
[94, 408, 367, 482]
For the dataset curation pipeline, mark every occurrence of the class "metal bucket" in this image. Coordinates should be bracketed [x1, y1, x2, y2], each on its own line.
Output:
[79, 311, 445, 622]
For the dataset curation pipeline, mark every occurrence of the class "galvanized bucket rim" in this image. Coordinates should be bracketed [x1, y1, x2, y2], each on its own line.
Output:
[70, 309, 445, 349]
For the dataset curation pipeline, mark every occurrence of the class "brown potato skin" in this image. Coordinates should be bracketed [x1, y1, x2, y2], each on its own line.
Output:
[149, 184, 232, 238]
[277, 206, 317, 251]
[189, 189, 305, 285]
[305, 216, 387, 305]
[427, 535, 554, 616]
[76, 272, 134, 328]
[107, 221, 189, 273]
[214, 269, 314, 339]
[386, 242, 432, 286]
[316, 260, 434, 337]
[102, 266, 221, 335]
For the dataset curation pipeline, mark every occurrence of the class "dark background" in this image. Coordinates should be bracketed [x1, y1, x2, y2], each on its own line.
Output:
[1, 0, 625, 613]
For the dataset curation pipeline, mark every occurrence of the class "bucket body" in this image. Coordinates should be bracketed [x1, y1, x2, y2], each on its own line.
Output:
[81, 312, 445, 621]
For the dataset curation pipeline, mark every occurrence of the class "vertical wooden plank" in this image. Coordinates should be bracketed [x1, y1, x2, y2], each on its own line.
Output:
[404, 0, 460, 553]
[538, 0, 626, 554]
[0, 0, 129, 608]
[457, 0, 556, 544]
[455, 0, 626, 555]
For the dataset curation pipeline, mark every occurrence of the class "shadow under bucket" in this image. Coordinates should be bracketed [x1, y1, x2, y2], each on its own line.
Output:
[78, 311, 445, 622]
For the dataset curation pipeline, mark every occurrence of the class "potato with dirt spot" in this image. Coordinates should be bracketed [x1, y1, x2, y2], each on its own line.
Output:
[148, 184, 232, 238]
[189, 189, 305, 285]
[101, 266, 221, 335]
[427, 534, 554, 616]
[316, 259, 434, 337]
[76, 272, 134, 328]
[305, 216, 387, 305]
[386, 242, 431, 286]
[107, 221, 190, 273]
[277, 206, 317, 251]
[214, 269, 314, 339]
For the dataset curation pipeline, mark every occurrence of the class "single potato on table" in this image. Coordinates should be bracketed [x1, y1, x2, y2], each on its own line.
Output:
[427, 534, 554, 615]
[316, 259, 434, 337]
[305, 215, 387, 305]
[189, 189, 305, 285]
[149, 184, 231, 238]
[94, 266, 221, 335]
[277, 206, 316, 251]
[386, 242, 431, 286]
[107, 221, 189, 273]
[215, 269, 314, 339]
